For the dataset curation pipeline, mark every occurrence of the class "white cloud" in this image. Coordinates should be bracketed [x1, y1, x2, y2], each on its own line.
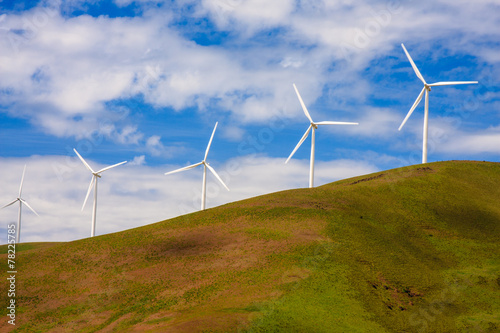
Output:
[200, 0, 295, 32]
[1, 0, 498, 145]
[115, 125, 143, 144]
[221, 125, 245, 141]
[437, 126, 500, 155]
[129, 155, 146, 166]
[342, 107, 401, 138]
[145, 135, 165, 156]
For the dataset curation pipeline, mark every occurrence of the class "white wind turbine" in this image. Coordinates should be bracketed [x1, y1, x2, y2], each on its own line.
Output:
[398, 43, 478, 163]
[285, 84, 358, 188]
[165, 122, 229, 210]
[74, 149, 127, 237]
[1, 165, 39, 243]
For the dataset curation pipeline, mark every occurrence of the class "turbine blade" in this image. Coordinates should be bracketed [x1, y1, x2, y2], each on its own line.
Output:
[164, 162, 203, 175]
[19, 199, 39, 217]
[82, 176, 95, 211]
[19, 164, 26, 197]
[293, 84, 314, 123]
[285, 125, 312, 164]
[399, 87, 425, 131]
[206, 164, 230, 191]
[73, 149, 95, 174]
[428, 81, 478, 87]
[1, 199, 19, 209]
[204, 122, 218, 161]
[401, 43, 427, 85]
[96, 161, 127, 174]
[315, 121, 359, 126]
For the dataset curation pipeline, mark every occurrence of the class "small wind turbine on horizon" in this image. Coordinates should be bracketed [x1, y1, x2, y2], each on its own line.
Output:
[398, 43, 478, 164]
[165, 122, 230, 210]
[1, 165, 39, 243]
[285, 84, 358, 188]
[74, 149, 127, 237]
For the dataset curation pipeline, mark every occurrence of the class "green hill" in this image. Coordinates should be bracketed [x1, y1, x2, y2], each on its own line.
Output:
[1, 160, 499, 332]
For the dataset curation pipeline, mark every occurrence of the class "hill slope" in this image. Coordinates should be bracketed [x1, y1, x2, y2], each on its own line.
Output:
[1, 161, 500, 332]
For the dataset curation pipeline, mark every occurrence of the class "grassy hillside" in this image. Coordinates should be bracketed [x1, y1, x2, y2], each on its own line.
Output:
[1, 160, 499, 332]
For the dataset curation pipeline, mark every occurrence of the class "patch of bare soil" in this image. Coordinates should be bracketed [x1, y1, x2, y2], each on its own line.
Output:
[11, 212, 329, 332]
[350, 174, 385, 185]
[370, 273, 422, 311]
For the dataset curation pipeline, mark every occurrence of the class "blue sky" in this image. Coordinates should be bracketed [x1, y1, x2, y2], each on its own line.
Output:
[1, 0, 499, 243]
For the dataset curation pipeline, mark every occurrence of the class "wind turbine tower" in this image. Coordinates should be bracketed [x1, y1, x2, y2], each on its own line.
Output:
[398, 43, 478, 163]
[165, 122, 230, 210]
[1, 165, 39, 243]
[74, 149, 127, 237]
[286, 84, 358, 188]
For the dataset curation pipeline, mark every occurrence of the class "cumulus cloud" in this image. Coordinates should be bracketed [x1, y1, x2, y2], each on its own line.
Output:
[1, 0, 498, 145]
[129, 155, 146, 165]
[437, 125, 500, 155]
[145, 135, 166, 156]
[348, 107, 401, 138]
[199, 0, 295, 32]
[115, 126, 143, 144]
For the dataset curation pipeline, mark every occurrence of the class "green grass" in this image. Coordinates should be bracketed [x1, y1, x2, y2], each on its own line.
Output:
[1, 160, 499, 332]
[242, 227, 290, 240]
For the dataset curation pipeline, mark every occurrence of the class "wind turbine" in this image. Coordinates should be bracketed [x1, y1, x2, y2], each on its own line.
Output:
[165, 122, 229, 210]
[1, 165, 39, 243]
[285, 84, 358, 188]
[74, 149, 127, 237]
[398, 43, 478, 163]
